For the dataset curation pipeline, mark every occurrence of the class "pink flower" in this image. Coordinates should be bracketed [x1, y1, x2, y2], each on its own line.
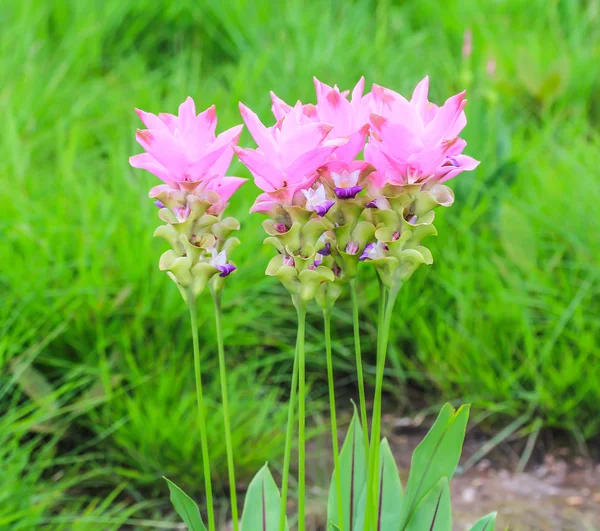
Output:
[365, 77, 479, 186]
[235, 102, 347, 211]
[130, 97, 243, 188]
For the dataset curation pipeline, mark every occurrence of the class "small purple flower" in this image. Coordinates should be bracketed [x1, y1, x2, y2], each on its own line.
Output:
[282, 254, 295, 267]
[303, 184, 335, 217]
[334, 186, 362, 199]
[360, 242, 388, 261]
[275, 222, 289, 233]
[314, 200, 335, 217]
[345, 241, 360, 255]
[446, 156, 461, 167]
[318, 242, 331, 256]
[154, 200, 165, 209]
[314, 259, 322, 267]
[210, 249, 236, 278]
[407, 215, 418, 225]
[218, 264, 236, 277]
[392, 231, 400, 241]
[366, 200, 378, 209]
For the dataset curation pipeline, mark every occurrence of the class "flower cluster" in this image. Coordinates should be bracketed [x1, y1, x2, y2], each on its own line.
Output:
[236, 77, 479, 306]
[130, 97, 246, 301]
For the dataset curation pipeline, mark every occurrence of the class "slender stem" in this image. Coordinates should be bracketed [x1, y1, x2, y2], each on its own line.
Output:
[296, 303, 307, 531]
[369, 280, 400, 530]
[212, 290, 239, 531]
[279, 326, 300, 531]
[365, 280, 387, 531]
[324, 310, 344, 529]
[188, 294, 216, 531]
[349, 278, 370, 456]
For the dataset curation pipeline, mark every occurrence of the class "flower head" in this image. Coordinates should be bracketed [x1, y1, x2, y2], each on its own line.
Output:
[130, 97, 243, 188]
[365, 77, 479, 187]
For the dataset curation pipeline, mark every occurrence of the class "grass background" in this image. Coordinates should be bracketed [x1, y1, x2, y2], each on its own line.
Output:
[1, 0, 599, 528]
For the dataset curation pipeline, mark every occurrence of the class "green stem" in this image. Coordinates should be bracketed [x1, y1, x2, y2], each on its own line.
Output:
[297, 303, 307, 531]
[367, 281, 399, 530]
[279, 326, 299, 531]
[212, 290, 239, 531]
[324, 310, 343, 529]
[349, 278, 370, 456]
[188, 294, 216, 531]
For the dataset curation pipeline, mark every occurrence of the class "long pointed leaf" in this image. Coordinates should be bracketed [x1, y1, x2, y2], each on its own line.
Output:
[405, 477, 451, 531]
[327, 410, 367, 531]
[468, 512, 497, 531]
[399, 404, 469, 529]
[241, 464, 287, 531]
[377, 439, 404, 531]
[164, 477, 207, 531]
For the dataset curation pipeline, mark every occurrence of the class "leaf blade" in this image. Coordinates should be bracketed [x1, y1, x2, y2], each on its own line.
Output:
[164, 477, 207, 531]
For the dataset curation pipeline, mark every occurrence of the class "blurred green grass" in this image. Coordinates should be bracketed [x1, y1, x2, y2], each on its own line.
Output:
[1, 0, 599, 527]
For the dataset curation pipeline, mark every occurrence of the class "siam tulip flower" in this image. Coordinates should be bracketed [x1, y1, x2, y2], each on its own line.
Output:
[365, 76, 479, 188]
[130, 97, 246, 300]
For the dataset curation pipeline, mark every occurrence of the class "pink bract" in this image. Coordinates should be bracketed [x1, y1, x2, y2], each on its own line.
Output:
[365, 76, 480, 186]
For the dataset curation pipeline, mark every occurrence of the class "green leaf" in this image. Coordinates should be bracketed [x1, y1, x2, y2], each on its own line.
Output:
[164, 477, 207, 531]
[405, 477, 451, 531]
[377, 439, 404, 531]
[327, 410, 367, 531]
[399, 404, 469, 529]
[468, 512, 497, 531]
[241, 464, 287, 531]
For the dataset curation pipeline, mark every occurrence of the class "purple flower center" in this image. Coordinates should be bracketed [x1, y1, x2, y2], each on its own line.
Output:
[334, 186, 362, 199]
[318, 242, 331, 256]
[217, 264, 236, 277]
[314, 200, 335, 217]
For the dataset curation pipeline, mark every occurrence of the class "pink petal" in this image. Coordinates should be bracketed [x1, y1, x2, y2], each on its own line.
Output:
[437, 155, 480, 183]
[135, 129, 190, 179]
[180, 105, 218, 158]
[316, 89, 353, 135]
[280, 122, 333, 161]
[206, 176, 247, 202]
[135, 109, 169, 132]
[422, 91, 467, 146]
[158, 112, 179, 132]
[185, 142, 231, 182]
[178, 96, 197, 132]
[369, 114, 423, 161]
[333, 123, 369, 162]
[129, 153, 174, 184]
[234, 146, 284, 191]
[285, 144, 340, 180]
[270, 91, 293, 120]
[410, 76, 430, 120]
[250, 193, 278, 213]
[239, 103, 278, 159]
